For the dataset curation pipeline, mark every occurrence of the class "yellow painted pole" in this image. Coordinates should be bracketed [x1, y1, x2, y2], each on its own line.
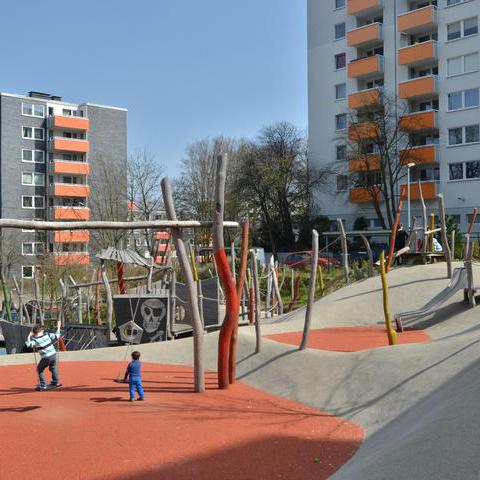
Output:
[189, 244, 199, 282]
[317, 265, 325, 296]
[380, 251, 397, 346]
[429, 213, 435, 253]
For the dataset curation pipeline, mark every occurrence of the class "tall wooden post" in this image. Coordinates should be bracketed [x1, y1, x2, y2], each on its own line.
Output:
[387, 196, 404, 273]
[380, 251, 397, 345]
[251, 249, 261, 354]
[437, 194, 452, 278]
[337, 218, 349, 283]
[100, 260, 113, 335]
[418, 180, 428, 254]
[59, 279, 68, 327]
[429, 213, 435, 253]
[359, 234, 374, 277]
[271, 266, 283, 315]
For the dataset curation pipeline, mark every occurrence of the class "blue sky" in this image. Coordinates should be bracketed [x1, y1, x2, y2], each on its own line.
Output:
[0, 0, 307, 175]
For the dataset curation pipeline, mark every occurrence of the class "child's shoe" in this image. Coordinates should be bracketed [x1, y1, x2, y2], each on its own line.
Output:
[137, 397, 144, 401]
[129, 398, 135, 402]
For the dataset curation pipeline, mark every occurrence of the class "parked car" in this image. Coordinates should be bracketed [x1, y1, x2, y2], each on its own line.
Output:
[284, 251, 340, 270]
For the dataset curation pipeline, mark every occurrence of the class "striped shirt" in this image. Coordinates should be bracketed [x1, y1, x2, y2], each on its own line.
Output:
[26, 331, 60, 358]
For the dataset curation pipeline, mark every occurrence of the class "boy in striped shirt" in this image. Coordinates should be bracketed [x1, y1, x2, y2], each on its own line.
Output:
[26, 320, 62, 391]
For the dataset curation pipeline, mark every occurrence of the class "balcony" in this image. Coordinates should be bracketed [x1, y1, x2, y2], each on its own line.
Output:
[53, 231, 90, 243]
[347, 0, 383, 17]
[51, 161, 90, 175]
[400, 145, 437, 165]
[349, 186, 380, 204]
[49, 115, 89, 131]
[349, 154, 381, 172]
[50, 137, 89, 154]
[399, 110, 438, 132]
[348, 87, 381, 109]
[398, 6, 437, 34]
[348, 121, 379, 141]
[347, 23, 383, 48]
[52, 207, 90, 220]
[52, 184, 90, 198]
[398, 75, 437, 100]
[398, 40, 437, 66]
[53, 253, 90, 266]
[402, 181, 437, 201]
[348, 55, 384, 79]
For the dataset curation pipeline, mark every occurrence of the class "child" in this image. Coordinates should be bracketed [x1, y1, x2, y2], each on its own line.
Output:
[26, 320, 62, 391]
[123, 351, 145, 402]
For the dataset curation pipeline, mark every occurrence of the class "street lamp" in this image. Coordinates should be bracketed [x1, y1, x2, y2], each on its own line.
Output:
[407, 163, 415, 231]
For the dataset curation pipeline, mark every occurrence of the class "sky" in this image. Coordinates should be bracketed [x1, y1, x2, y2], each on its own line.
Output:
[0, 0, 307, 176]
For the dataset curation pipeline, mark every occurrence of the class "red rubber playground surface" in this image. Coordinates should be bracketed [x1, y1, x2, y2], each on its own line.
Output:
[0, 361, 363, 480]
[265, 326, 431, 352]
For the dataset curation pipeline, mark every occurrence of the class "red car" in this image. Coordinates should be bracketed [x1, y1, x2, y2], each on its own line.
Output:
[284, 251, 339, 270]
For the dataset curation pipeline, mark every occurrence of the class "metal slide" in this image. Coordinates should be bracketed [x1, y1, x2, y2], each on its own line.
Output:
[395, 267, 468, 328]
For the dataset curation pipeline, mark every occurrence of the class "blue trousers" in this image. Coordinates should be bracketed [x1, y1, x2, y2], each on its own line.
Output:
[37, 356, 59, 388]
[129, 377, 144, 400]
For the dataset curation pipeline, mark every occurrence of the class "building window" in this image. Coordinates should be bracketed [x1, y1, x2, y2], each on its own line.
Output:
[22, 242, 44, 256]
[419, 167, 440, 182]
[447, 0, 465, 5]
[335, 23, 346, 40]
[336, 144, 347, 160]
[335, 83, 346, 100]
[335, 0, 345, 8]
[22, 127, 44, 140]
[466, 161, 480, 179]
[22, 266, 34, 279]
[336, 175, 348, 191]
[22, 195, 45, 209]
[447, 53, 479, 76]
[22, 172, 45, 186]
[336, 114, 347, 130]
[449, 163, 464, 180]
[448, 88, 480, 111]
[335, 53, 346, 70]
[447, 17, 478, 41]
[22, 103, 45, 118]
[22, 149, 45, 163]
[448, 125, 480, 145]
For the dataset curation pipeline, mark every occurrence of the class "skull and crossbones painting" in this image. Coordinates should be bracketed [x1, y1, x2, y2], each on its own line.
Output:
[140, 298, 167, 341]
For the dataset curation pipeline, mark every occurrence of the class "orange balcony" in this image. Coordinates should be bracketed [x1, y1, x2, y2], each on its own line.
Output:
[52, 207, 90, 220]
[403, 181, 437, 201]
[398, 41, 437, 66]
[347, 0, 383, 16]
[398, 6, 437, 34]
[349, 187, 380, 204]
[53, 231, 90, 243]
[400, 145, 437, 165]
[348, 88, 381, 109]
[399, 110, 438, 132]
[53, 253, 90, 266]
[52, 161, 90, 175]
[347, 23, 383, 48]
[53, 184, 90, 198]
[349, 121, 379, 141]
[348, 55, 384, 79]
[349, 154, 381, 172]
[398, 76, 437, 100]
[49, 116, 89, 131]
[50, 137, 89, 154]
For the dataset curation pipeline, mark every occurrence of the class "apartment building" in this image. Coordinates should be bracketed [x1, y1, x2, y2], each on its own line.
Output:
[0, 91, 127, 278]
[308, 0, 480, 232]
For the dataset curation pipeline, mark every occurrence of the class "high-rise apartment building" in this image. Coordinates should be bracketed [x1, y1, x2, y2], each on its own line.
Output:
[0, 91, 127, 278]
[308, 0, 480, 232]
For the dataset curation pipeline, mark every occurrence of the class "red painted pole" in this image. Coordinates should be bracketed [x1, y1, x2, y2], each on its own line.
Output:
[116, 262, 126, 294]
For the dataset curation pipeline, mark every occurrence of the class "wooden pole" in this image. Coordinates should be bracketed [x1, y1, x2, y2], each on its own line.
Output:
[265, 261, 272, 319]
[162, 177, 205, 393]
[359, 234, 374, 277]
[418, 180, 428, 254]
[251, 249, 261, 354]
[337, 218, 349, 283]
[33, 270, 44, 325]
[59, 279, 68, 327]
[169, 269, 177, 338]
[387, 196, 404, 273]
[465, 240, 476, 308]
[451, 231, 456, 261]
[13, 277, 24, 324]
[300, 230, 319, 350]
[380, 251, 397, 346]
[437, 194, 452, 278]
[100, 259, 113, 334]
[95, 267, 101, 325]
[271, 265, 283, 315]
[429, 213, 435, 253]
[0, 272, 12, 322]
[147, 258, 154, 294]
[69, 276, 83, 324]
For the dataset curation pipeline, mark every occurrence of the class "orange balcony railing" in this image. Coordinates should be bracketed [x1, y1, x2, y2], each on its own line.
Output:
[398, 40, 437, 66]
[349, 121, 379, 141]
[53, 253, 90, 266]
[398, 76, 437, 100]
[347, 23, 383, 48]
[348, 88, 381, 109]
[398, 5, 437, 34]
[400, 145, 437, 165]
[52, 207, 90, 220]
[348, 55, 384, 79]
[349, 154, 381, 172]
[347, 0, 383, 16]
[402, 181, 437, 201]
[49, 116, 89, 131]
[52, 184, 90, 198]
[349, 186, 380, 204]
[53, 231, 90, 243]
[399, 110, 438, 131]
[50, 137, 89, 154]
[52, 161, 90, 175]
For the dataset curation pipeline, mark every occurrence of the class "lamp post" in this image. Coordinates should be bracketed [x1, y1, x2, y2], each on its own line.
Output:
[407, 163, 415, 231]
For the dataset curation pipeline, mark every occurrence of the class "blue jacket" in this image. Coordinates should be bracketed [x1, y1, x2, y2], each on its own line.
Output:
[124, 360, 142, 381]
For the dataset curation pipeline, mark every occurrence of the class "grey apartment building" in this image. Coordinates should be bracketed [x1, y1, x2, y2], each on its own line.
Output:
[308, 0, 480, 232]
[0, 91, 127, 278]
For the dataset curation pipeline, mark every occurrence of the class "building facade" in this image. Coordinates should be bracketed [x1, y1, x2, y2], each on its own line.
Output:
[308, 0, 480, 232]
[0, 91, 127, 278]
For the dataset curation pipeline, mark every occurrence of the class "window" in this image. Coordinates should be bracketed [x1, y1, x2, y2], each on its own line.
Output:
[335, 0, 345, 8]
[335, 23, 346, 40]
[466, 161, 480, 179]
[467, 213, 480, 223]
[448, 88, 480, 110]
[336, 114, 347, 130]
[335, 83, 346, 100]
[448, 125, 480, 145]
[22, 196, 44, 209]
[336, 175, 348, 191]
[22, 127, 44, 140]
[449, 128, 463, 145]
[22, 103, 45, 118]
[446, 0, 463, 5]
[447, 17, 478, 41]
[367, 78, 384, 89]
[22, 172, 45, 186]
[336, 145, 347, 160]
[448, 53, 479, 76]
[22, 242, 44, 256]
[419, 167, 440, 182]
[22, 149, 45, 163]
[335, 53, 346, 70]
[449, 163, 464, 180]
[22, 266, 34, 279]
[465, 124, 480, 143]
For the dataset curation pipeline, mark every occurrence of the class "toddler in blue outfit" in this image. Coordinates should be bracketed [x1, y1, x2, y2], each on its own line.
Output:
[123, 351, 145, 402]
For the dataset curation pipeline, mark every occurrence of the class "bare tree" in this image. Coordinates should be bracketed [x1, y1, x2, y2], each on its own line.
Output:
[0, 230, 23, 278]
